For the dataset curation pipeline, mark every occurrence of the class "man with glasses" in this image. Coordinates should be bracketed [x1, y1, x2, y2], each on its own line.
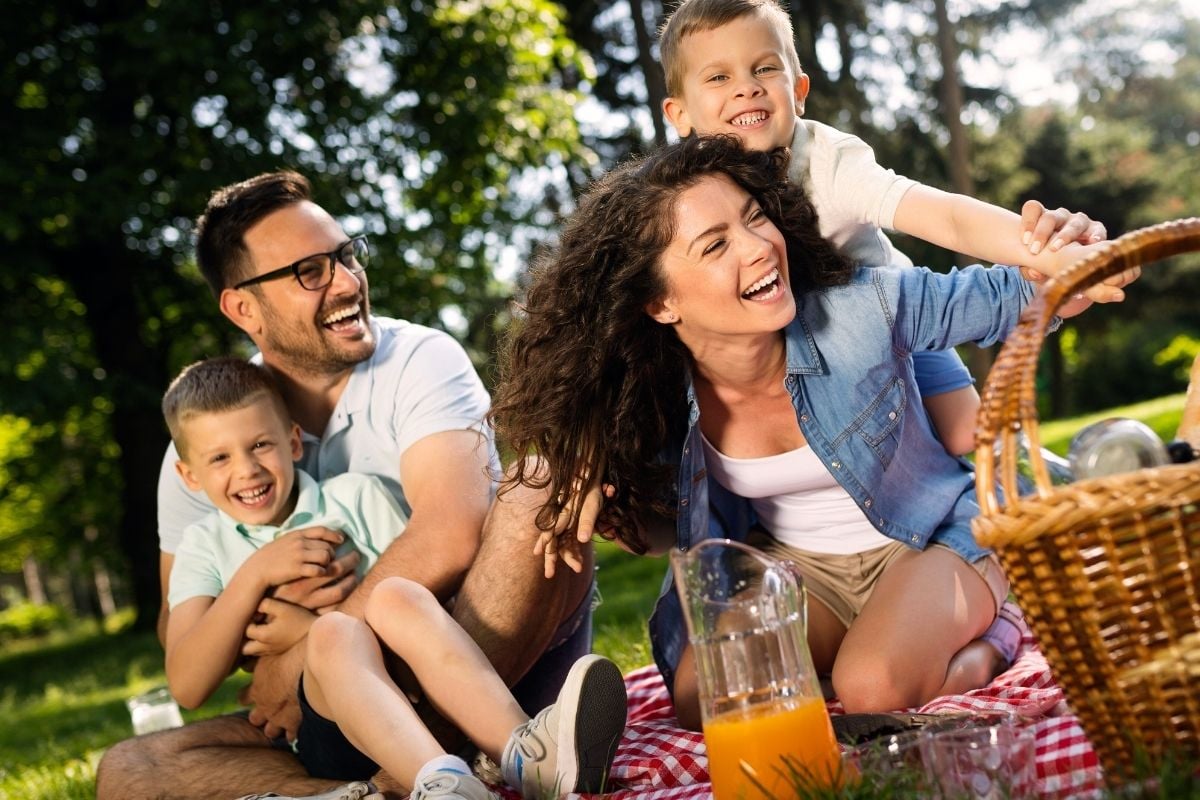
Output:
[97, 171, 511, 800]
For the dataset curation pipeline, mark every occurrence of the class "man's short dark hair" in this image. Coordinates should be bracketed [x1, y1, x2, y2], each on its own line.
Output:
[194, 171, 312, 298]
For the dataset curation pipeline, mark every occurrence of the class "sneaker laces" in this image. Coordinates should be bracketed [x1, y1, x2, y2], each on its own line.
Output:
[508, 706, 552, 763]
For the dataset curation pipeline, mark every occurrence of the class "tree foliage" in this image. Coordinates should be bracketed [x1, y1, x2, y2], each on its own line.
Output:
[0, 0, 591, 624]
[2, 0, 1197, 620]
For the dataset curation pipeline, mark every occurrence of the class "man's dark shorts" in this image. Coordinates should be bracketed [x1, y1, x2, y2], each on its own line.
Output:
[510, 578, 596, 715]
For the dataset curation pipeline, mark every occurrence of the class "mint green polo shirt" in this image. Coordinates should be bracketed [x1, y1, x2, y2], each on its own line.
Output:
[168, 469, 407, 609]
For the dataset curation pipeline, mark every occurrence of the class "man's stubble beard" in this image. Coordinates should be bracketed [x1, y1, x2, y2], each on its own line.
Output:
[258, 297, 376, 379]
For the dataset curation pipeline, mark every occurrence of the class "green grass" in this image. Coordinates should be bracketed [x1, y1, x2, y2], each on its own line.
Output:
[0, 618, 251, 799]
[0, 546, 659, 799]
[1038, 392, 1187, 455]
[0, 394, 1190, 798]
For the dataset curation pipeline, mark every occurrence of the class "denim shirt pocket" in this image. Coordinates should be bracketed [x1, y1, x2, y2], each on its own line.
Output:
[854, 377, 906, 467]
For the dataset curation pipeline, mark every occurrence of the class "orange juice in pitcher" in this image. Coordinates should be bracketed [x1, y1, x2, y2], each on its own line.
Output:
[704, 696, 841, 798]
[671, 539, 841, 800]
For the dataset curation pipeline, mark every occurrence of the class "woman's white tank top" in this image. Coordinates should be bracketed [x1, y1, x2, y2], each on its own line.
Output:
[701, 433, 893, 554]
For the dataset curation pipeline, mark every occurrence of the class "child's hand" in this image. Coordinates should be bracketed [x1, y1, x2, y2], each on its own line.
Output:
[271, 542, 360, 612]
[242, 597, 316, 657]
[1020, 200, 1106, 256]
[534, 480, 617, 579]
[249, 528, 343, 589]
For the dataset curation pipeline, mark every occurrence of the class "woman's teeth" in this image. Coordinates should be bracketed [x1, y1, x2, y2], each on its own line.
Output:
[742, 268, 780, 299]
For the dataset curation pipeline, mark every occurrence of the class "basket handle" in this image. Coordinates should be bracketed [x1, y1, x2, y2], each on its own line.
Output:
[974, 217, 1200, 517]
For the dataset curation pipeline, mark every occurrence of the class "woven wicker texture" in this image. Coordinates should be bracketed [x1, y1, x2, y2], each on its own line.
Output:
[972, 218, 1200, 777]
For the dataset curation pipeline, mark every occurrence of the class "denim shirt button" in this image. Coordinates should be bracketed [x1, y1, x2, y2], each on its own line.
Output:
[800, 414, 809, 422]
[910, 533, 920, 543]
[831, 461, 840, 468]
[888, 411, 897, 420]
[864, 499, 872, 508]
[681, 498, 689, 507]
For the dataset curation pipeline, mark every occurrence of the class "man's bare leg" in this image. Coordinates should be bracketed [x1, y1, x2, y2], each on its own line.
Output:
[452, 478, 595, 689]
[95, 715, 338, 800]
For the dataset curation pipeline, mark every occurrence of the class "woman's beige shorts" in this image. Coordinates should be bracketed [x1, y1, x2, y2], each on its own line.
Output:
[749, 529, 1008, 630]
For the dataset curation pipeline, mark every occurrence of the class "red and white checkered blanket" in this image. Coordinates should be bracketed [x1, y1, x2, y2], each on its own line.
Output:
[497, 625, 1105, 799]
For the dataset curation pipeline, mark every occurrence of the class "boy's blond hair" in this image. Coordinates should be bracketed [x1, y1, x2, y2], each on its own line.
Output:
[163, 357, 291, 459]
[659, 0, 802, 98]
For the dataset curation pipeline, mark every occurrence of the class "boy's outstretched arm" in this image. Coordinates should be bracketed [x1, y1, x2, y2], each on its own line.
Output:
[165, 528, 341, 710]
[893, 185, 1129, 303]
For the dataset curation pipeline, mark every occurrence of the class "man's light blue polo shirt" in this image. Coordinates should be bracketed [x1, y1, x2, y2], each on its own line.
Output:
[168, 470, 407, 609]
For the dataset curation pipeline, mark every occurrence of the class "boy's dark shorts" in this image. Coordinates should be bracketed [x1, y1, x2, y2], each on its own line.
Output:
[295, 676, 379, 781]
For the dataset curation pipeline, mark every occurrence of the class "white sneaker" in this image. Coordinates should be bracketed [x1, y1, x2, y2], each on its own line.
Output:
[500, 654, 627, 797]
[234, 781, 378, 800]
[410, 769, 496, 800]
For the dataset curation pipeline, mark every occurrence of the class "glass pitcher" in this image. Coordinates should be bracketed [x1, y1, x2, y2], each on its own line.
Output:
[671, 538, 841, 798]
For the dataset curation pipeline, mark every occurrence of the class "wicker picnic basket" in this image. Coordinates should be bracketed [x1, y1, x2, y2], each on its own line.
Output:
[972, 218, 1200, 779]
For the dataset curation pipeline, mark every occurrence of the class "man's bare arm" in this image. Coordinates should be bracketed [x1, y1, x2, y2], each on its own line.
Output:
[245, 429, 494, 735]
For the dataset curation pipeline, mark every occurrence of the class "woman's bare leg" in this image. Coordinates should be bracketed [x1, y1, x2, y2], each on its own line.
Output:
[806, 594, 848, 675]
[832, 548, 994, 712]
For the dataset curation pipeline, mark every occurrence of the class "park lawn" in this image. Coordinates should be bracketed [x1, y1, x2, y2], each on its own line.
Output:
[0, 544, 663, 800]
[0, 396, 1189, 799]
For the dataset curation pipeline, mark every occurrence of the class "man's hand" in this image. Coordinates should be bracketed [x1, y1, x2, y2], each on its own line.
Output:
[271, 539, 361, 613]
[243, 688, 301, 743]
[243, 597, 316, 658]
[1019, 200, 1106, 255]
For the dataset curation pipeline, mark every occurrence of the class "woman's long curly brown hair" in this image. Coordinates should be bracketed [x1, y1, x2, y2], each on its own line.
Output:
[489, 135, 852, 552]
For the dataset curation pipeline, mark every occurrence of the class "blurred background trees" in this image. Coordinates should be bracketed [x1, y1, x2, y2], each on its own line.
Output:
[1, 0, 1196, 631]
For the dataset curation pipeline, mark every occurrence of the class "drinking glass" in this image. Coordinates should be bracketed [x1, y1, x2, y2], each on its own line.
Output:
[126, 686, 185, 736]
[922, 723, 1036, 800]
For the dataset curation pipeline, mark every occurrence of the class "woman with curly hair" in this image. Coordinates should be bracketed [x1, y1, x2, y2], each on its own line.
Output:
[489, 135, 1123, 727]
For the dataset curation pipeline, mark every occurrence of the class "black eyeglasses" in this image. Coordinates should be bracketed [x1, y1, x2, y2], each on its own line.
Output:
[234, 236, 369, 291]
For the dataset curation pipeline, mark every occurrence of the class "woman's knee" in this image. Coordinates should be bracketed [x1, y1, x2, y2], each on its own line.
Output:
[831, 656, 924, 713]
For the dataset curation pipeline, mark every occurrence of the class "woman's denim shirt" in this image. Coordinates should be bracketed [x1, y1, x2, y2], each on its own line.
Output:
[648, 263, 1042, 696]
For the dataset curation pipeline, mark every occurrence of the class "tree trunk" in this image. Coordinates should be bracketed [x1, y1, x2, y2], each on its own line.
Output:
[22, 556, 47, 604]
[631, 0, 668, 147]
[933, 0, 994, 380]
[60, 244, 169, 631]
[95, 559, 118, 618]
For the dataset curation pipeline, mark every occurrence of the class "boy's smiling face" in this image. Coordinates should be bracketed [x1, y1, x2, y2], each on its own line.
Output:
[663, 11, 809, 153]
[175, 394, 303, 528]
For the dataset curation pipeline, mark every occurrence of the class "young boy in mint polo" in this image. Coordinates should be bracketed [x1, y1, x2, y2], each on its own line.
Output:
[162, 357, 626, 800]
[654, 0, 1124, 691]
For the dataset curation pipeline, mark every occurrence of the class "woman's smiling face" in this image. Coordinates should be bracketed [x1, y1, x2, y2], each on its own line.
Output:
[649, 173, 795, 347]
